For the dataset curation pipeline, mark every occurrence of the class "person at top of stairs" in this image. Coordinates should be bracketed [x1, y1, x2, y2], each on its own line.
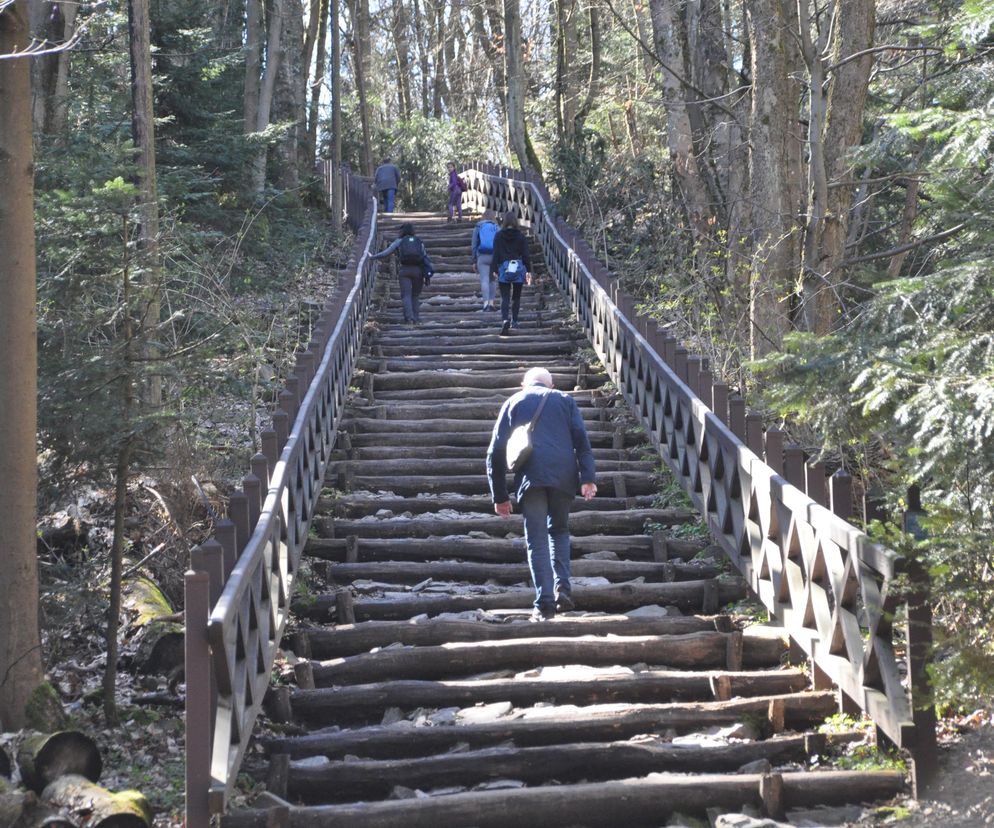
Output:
[373, 156, 401, 213]
[491, 210, 533, 335]
[486, 367, 598, 622]
[447, 161, 466, 222]
[370, 222, 434, 326]
[472, 210, 500, 312]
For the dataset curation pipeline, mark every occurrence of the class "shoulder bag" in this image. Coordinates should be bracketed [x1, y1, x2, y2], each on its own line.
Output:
[505, 392, 550, 473]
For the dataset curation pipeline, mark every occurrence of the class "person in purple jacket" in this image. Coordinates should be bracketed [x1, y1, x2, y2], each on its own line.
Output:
[446, 161, 465, 222]
[486, 367, 597, 621]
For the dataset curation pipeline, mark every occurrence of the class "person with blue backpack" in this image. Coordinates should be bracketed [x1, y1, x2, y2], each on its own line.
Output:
[472, 210, 499, 311]
[490, 211, 533, 335]
[369, 222, 434, 326]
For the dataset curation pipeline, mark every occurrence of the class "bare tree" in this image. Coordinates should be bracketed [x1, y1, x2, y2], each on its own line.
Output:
[0, 0, 45, 731]
[249, 0, 286, 194]
[29, 0, 78, 137]
[306, 0, 330, 169]
[330, 0, 343, 233]
[504, 0, 539, 171]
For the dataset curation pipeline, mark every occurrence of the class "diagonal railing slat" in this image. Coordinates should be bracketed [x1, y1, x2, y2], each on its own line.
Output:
[461, 162, 937, 788]
[184, 168, 379, 825]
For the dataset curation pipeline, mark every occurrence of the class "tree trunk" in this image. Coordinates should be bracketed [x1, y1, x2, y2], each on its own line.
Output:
[391, 0, 412, 118]
[412, 0, 431, 115]
[803, 0, 875, 333]
[250, 0, 286, 193]
[330, 0, 343, 232]
[42, 775, 151, 828]
[30, 1, 78, 137]
[0, 0, 45, 732]
[503, 0, 532, 171]
[743, 0, 796, 357]
[352, 0, 373, 175]
[572, 1, 601, 137]
[273, 0, 304, 190]
[128, 0, 162, 408]
[648, 0, 712, 239]
[103, 215, 136, 724]
[886, 178, 920, 278]
[306, 0, 329, 169]
[244, 0, 263, 134]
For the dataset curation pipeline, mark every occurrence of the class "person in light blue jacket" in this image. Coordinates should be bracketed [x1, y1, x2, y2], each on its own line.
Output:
[486, 367, 597, 621]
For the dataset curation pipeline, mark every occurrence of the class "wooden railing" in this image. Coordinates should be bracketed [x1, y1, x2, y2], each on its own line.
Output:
[461, 162, 937, 789]
[184, 168, 378, 826]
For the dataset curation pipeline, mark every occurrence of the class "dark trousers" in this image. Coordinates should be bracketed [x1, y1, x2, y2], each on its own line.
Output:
[499, 281, 523, 323]
[399, 274, 423, 322]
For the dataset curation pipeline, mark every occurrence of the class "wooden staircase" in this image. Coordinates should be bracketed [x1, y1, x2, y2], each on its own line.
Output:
[235, 213, 905, 827]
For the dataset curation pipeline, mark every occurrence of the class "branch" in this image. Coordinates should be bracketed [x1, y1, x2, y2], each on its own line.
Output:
[828, 44, 944, 73]
[838, 222, 966, 268]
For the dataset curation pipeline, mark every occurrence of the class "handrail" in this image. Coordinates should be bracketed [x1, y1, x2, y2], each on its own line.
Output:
[184, 168, 379, 825]
[461, 161, 937, 787]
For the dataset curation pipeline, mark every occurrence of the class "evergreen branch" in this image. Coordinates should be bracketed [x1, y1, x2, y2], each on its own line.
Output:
[839, 223, 966, 268]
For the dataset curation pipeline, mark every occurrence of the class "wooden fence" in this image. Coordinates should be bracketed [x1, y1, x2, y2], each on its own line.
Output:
[183, 167, 378, 825]
[461, 162, 937, 790]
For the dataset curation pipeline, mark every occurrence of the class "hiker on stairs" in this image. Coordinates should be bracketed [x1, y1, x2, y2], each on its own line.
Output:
[486, 367, 598, 622]
[446, 161, 467, 222]
[472, 210, 499, 311]
[369, 222, 434, 326]
[491, 211, 533, 335]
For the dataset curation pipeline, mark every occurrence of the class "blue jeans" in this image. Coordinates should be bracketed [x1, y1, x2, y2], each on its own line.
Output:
[477, 254, 495, 304]
[381, 188, 396, 213]
[520, 486, 573, 610]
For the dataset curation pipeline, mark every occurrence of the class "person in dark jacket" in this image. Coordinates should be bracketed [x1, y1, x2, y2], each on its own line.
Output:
[374, 157, 401, 213]
[487, 367, 597, 621]
[369, 222, 434, 325]
[446, 161, 465, 222]
[490, 211, 533, 335]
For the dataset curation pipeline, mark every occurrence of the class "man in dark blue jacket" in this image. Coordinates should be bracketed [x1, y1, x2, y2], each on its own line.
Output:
[487, 367, 597, 621]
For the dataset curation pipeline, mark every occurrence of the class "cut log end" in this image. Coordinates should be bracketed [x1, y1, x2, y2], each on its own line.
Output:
[17, 731, 103, 794]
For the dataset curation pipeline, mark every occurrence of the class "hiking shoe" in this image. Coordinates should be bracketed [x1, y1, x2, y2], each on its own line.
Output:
[530, 606, 555, 622]
[500, 320, 511, 336]
[555, 593, 575, 613]
[511, 321, 521, 329]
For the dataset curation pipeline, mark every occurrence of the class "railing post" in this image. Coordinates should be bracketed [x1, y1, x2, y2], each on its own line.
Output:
[215, 519, 238, 579]
[765, 428, 784, 475]
[673, 347, 688, 383]
[184, 569, 211, 828]
[728, 396, 746, 440]
[228, 491, 250, 556]
[686, 356, 702, 399]
[745, 413, 764, 456]
[712, 383, 729, 424]
[783, 445, 806, 490]
[829, 470, 852, 519]
[906, 558, 938, 795]
[806, 461, 828, 507]
[244, 473, 262, 532]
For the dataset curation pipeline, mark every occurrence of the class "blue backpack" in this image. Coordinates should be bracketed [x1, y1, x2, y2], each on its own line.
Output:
[477, 221, 497, 254]
[498, 259, 526, 284]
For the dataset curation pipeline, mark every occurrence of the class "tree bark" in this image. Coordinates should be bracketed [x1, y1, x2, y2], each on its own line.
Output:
[647, 0, 712, 238]
[0, 0, 45, 732]
[250, 0, 286, 194]
[128, 0, 162, 408]
[273, 0, 304, 189]
[802, 0, 875, 333]
[743, 0, 797, 357]
[412, 0, 431, 115]
[330, 0, 343, 233]
[503, 0, 537, 171]
[30, 1, 78, 137]
[42, 775, 151, 828]
[243, 0, 263, 134]
[351, 0, 373, 175]
[391, 0, 412, 118]
[306, 0, 329, 170]
[573, 1, 602, 137]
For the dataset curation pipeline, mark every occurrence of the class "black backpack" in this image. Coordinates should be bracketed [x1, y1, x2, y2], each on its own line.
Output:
[398, 236, 423, 266]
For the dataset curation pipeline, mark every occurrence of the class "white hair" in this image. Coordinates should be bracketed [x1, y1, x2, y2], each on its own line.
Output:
[522, 367, 554, 388]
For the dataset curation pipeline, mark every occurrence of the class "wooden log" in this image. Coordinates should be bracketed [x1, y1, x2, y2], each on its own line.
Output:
[324, 493, 655, 516]
[0, 787, 79, 828]
[283, 734, 857, 804]
[326, 457, 656, 482]
[307, 629, 782, 686]
[300, 615, 726, 659]
[297, 578, 749, 623]
[17, 731, 103, 794]
[263, 692, 839, 760]
[344, 417, 622, 436]
[290, 668, 808, 719]
[121, 578, 185, 675]
[344, 428, 625, 448]
[305, 535, 705, 565]
[42, 775, 151, 828]
[319, 509, 694, 540]
[325, 558, 718, 587]
[376, 341, 575, 357]
[346, 473, 657, 497]
[279, 770, 904, 827]
[357, 358, 586, 375]
[330, 445, 634, 463]
[221, 807, 290, 828]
